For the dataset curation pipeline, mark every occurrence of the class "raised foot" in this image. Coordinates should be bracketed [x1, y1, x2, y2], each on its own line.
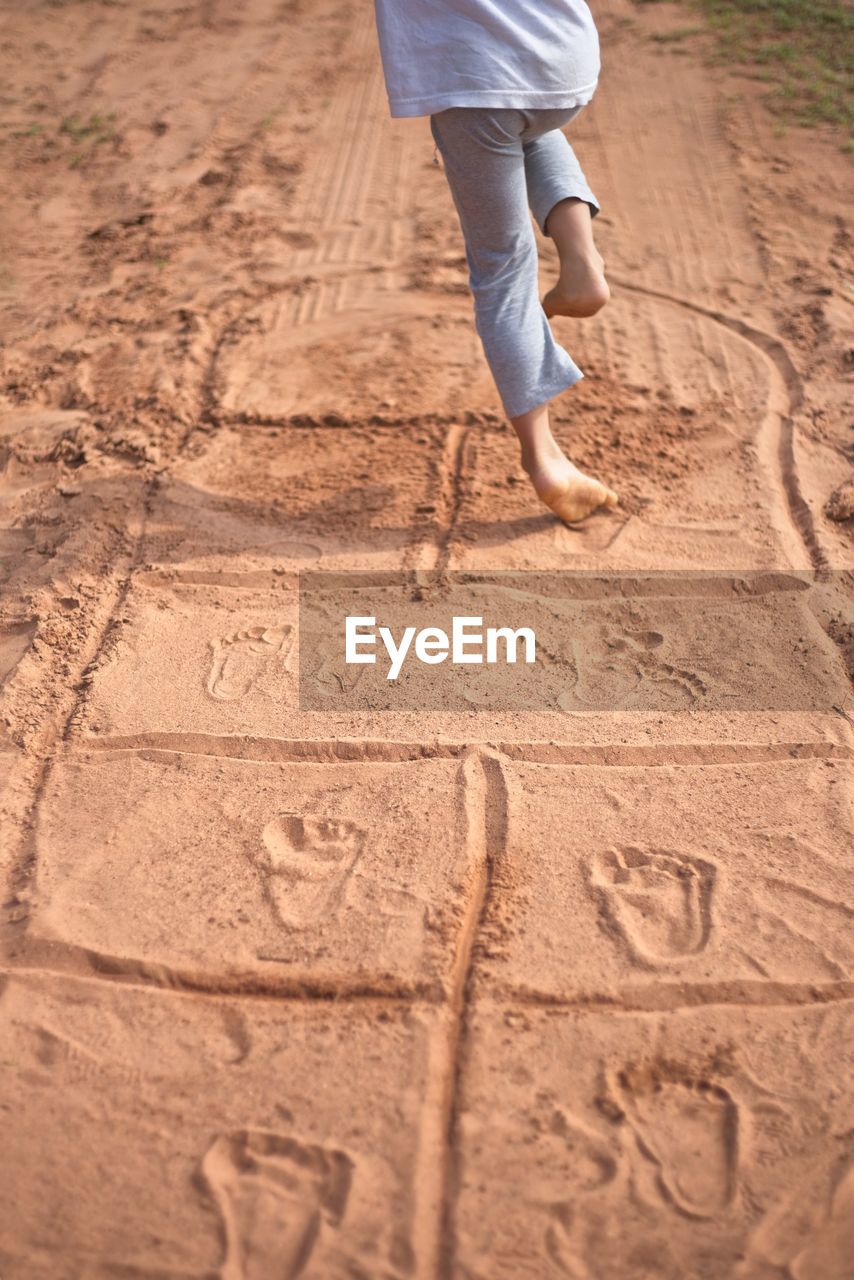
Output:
[532, 462, 618, 525]
[543, 254, 610, 320]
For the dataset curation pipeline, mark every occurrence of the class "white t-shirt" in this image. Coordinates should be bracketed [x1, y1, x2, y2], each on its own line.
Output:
[374, 0, 600, 119]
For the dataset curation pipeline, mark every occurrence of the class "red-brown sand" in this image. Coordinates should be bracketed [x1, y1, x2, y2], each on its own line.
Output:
[0, 0, 852, 1276]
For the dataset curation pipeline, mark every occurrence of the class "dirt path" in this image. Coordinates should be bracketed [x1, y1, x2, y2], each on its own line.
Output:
[1, 0, 852, 1276]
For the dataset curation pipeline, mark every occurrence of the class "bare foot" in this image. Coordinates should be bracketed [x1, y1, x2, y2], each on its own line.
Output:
[543, 250, 610, 319]
[526, 454, 618, 525]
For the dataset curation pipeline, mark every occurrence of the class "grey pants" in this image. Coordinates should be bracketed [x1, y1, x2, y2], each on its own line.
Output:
[430, 106, 599, 420]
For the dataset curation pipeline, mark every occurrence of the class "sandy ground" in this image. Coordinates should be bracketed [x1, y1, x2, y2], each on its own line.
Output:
[1, 0, 853, 1276]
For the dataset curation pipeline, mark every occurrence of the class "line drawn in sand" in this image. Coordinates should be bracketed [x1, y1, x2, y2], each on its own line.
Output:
[256, 814, 366, 929]
[610, 1062, 740, 1219]
[207, 626, 293, 701]
[201, 1129, 353, 1280]
[587, 845, 717, 967]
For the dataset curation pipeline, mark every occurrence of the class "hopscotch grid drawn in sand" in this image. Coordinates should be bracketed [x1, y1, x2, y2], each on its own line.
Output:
[611, 276, 824, 574]
[436, 748, 509, 1279]
[65, 736, 854, 767]
[6, 747, 472, 999]
[1, 1, 852, 1274]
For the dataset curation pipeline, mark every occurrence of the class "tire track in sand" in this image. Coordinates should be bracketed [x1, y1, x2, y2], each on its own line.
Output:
[279, 2, 422, 328]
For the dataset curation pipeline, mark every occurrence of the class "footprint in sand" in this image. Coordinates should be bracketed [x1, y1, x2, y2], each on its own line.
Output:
[614, 1065, 739, 1219]
[570, 625, 708, 710]
[588, 846, 716, 967]
[202, 1130, 353, 1280]
[258, 814, 366, 929]
[207, 626, 293, 702]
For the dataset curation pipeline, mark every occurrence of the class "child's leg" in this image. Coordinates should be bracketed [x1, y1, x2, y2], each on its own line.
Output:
[430, 107, 617, 524]
[543, 197, 610, 319]
[430, 108, 581, 421]
[523, 124, 610, 319]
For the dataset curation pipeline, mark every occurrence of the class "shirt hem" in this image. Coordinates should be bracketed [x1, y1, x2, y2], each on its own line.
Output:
[388, 83, 598, 120]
